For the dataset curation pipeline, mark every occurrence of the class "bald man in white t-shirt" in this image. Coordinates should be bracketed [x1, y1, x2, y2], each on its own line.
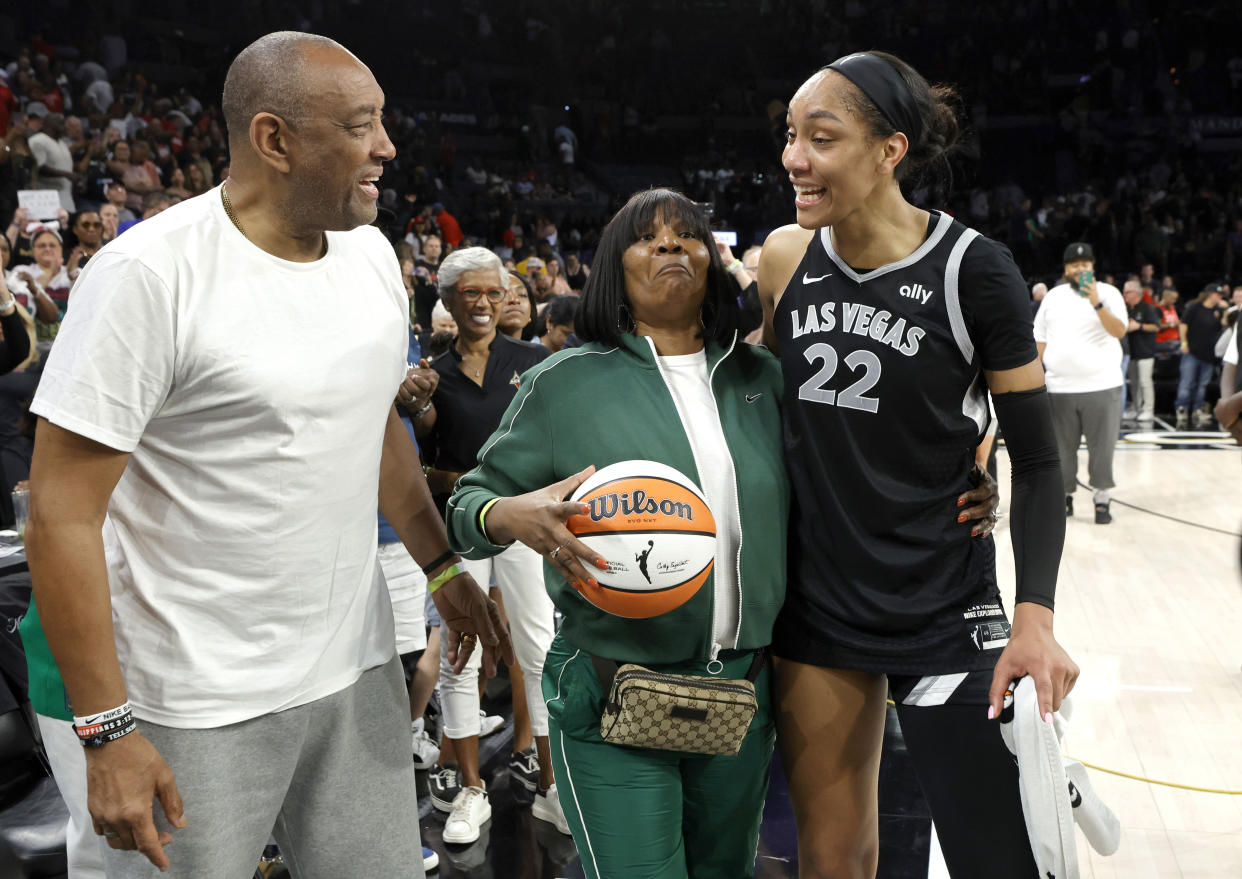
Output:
[25, 32, 511, 879]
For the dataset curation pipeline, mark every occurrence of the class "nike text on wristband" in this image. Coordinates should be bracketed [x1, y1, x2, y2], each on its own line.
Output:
[428, 562, 463, 594]
[73, 701, 131, 728]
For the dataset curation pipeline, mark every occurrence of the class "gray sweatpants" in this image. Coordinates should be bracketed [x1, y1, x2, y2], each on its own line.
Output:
[105, 654, 423, 879]
[1049, 387, 1122, 495]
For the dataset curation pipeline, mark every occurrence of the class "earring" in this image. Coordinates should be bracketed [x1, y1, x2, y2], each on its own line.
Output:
[618, 303, 636, 335]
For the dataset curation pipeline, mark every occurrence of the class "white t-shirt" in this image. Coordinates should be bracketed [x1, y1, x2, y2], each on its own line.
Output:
[1033, 281, 1126, 393]
[32, 186, 409, 728]
[657, 350, 741, 651]
[27, 132, 75, 212]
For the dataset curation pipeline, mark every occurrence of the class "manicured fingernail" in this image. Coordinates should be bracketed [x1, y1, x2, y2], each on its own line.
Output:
[957, 513, 967, 523]
[987, 705, 995, 720]
[1044, 711, 1054, 724]
[957, 497, 966, 507]
[971, 527, 980, 537]
[579, 504, 589, 514]
[588, 578, 599, 587]
[595, 559, 609, 570]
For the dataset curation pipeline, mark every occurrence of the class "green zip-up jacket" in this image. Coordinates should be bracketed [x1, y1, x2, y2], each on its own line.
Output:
[447, 331, 789, 664]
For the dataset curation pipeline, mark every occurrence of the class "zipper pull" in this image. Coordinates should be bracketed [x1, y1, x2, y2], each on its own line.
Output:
[707, 643, 724, 675]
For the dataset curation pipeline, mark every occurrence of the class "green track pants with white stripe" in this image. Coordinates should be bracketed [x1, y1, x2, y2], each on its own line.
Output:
[542, 633, 775, 879]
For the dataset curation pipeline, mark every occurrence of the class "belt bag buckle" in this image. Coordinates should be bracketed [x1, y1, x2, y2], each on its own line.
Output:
[599, 664, 757, 756]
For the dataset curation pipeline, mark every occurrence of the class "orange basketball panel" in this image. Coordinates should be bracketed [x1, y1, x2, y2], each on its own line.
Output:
[571, 559, 713, 619]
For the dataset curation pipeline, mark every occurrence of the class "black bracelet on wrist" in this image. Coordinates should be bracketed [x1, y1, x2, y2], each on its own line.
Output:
[421, 549, 457, 577]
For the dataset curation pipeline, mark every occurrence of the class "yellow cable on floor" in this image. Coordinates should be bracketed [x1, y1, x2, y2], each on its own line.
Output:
[1064, 758, 1242, 795]
[883, 699, 1242, 794]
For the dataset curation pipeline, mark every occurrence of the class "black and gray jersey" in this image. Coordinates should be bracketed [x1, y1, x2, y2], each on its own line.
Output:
[774, 211, 1037, 667]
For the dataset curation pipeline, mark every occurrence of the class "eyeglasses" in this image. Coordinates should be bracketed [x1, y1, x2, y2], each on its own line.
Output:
[457, 287, 508, 302]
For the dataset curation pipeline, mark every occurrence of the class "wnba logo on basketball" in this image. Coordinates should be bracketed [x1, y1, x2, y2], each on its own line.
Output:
[586, 490, 695, 522]
[567, 461, 718, 618]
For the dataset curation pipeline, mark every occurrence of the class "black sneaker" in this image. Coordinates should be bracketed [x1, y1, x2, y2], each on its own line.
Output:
[1065, 496, 1074, 517]
[509, 745, 540, 793]
[429, 764, 462, 813]
[1094, 501, 1112, 525]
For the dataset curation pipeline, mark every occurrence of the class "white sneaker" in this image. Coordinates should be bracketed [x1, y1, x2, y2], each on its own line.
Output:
[412, 725, 440, 770]
[531, 784, 571, 835]
[443, 786, 491, 844]
[479, 710, 504, 737]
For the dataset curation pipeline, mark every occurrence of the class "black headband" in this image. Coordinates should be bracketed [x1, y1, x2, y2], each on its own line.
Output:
[826, 52, 923, 146]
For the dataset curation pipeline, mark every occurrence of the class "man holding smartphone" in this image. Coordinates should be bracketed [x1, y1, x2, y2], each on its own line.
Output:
[1033, 242, 1127, 524]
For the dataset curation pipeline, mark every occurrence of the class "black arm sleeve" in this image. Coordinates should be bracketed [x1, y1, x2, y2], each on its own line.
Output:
[0, 308, 30, 375]
[735, 278, 762, 335]
[991, 386, 1064, 611]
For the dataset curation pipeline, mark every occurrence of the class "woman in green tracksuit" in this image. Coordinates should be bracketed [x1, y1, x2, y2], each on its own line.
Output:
[446, 189, 995, 879]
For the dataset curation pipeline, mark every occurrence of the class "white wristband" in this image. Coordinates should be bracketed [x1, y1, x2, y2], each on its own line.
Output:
[73, 701, 132, 727]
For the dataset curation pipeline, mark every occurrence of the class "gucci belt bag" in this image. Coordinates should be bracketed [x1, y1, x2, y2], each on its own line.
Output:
[590, 651, 765, 756]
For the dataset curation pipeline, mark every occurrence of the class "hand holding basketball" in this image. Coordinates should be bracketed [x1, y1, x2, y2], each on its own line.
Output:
[483, 465, 608, 589]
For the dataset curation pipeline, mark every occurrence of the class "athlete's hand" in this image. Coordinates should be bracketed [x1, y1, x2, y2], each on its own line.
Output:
[432, 569, 513, 676]
[958, 462, 1000, 538]
[85, 730, 187, 872]
[988, 602, 1078, 722]
[483, 465, 609, 591]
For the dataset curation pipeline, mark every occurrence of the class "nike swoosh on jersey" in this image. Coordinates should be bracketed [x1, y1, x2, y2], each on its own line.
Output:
[802, 272, 834, 284]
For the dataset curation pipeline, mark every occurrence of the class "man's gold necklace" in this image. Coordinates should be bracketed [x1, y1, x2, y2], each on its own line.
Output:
[220, 183, 246, 239]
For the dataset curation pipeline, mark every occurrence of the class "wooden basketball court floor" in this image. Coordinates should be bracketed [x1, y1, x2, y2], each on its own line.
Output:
[984, 426, 1242, 878]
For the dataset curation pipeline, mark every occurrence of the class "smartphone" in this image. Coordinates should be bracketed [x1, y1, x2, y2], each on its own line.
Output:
[713, 230, 738, 247]
[1076, 269, 1093, 294]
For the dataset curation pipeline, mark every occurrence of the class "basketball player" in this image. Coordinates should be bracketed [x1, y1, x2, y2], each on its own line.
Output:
[759, 52, 1077, 878]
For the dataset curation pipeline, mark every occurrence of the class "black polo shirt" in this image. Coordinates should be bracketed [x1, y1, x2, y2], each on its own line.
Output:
[427, 333, 550, 473]
[1127, 301, 1160, 360]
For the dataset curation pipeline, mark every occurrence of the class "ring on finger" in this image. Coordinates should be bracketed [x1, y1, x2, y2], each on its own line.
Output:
[103, 830, 121, 839]
[549, 544, 563, 559]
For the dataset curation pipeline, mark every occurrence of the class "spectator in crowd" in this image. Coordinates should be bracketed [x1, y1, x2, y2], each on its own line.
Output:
[99, 202, 120, 242]
[0, 260, 32, 372]
[104, 180, 136, 223]
[544, 256, 573, 296]
[563, 251, 589, 290]
[434, 202, 464, 248]
[165, 166, 193, 200]
[1034, 242, 1127, 523]
[24, 225, 72, 316]
[412, 232, 443, 329]
[1155, 286, 1181, 356]
[498, 270, 534, 340]
[184, 162, 210, 196]
[66, 210, 105, 276]
[1123, 279, 1160, 424]
[1176, 283, 1227, 429]
[411, 247, 562, 843]
[2, 233, 60, 324]
[27, 112, 77, 212]
[119, 140, 162, 214]
[25, 31, 507, 877]
[535, 293, 576, 353]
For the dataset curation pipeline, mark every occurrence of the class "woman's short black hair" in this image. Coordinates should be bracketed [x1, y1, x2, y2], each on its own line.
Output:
[576, 188, 740, 349]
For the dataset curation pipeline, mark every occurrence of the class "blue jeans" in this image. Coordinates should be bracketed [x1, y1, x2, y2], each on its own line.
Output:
[1175, 353, 1214, 410]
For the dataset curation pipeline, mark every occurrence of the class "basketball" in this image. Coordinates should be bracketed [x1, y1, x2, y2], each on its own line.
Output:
[566, 460, 716, 619]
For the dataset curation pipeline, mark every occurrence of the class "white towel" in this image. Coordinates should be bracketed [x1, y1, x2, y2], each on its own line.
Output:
[998, 676, 1120, 878]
